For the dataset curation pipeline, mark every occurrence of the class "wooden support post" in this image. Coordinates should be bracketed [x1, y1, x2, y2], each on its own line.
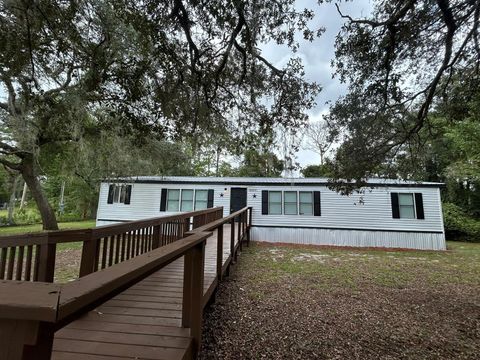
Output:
[239, 213, 243, 252]
[217, 225, 223, 281]
[184, 218, 191, 233]
[79, 230, 99, 277]
[247, 207, 252, 246]
[22, 322, 55, 360]
[182, 241, 205, 356]
[236, 215, 241, 258]
[0, 319, 54, 360]
[36, 237, 56, 283]
[152, 225, 160, 249]
[230, 218, 235, 263]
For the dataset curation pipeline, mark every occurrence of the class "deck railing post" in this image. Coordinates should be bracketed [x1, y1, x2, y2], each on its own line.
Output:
[36, 234, 56, 283]
[79, 229, 99, 277]
[217, 224, 224, 281]
[237, 214, 242, 256]
[0, 319, 55, 360]
[230, 218, 235, 263]
[247, 207, 252, 246]
[152, 225, 161, 249]
[184, 218, 191, 233]
[192, 215, 198, 229]
[182, 240, 205, 356]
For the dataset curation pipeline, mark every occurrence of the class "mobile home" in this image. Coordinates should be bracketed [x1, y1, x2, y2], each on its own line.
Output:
[96, 176, 446, 250]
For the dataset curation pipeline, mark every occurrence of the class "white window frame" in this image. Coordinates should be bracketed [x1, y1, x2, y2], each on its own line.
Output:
[166, 189, 181, 212]
[180, 189, 194, 212]
[299, 191, 314, 216]
[194, 190, 208, 210]
[398, 193, 416, 219]
[166, 189, 210, 212]
[283, 191, 298, 215]
[268, 191, 282, 215]
[110, 184, 130, 204]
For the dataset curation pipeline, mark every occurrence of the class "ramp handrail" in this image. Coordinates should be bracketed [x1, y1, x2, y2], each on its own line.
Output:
[0, 206, 252, 360]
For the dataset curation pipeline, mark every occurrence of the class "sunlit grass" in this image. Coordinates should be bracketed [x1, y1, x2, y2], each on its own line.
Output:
[0, 220, 96, 236]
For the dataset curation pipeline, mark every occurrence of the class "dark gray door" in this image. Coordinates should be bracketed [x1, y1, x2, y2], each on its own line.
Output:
[230, 187, 247, 214]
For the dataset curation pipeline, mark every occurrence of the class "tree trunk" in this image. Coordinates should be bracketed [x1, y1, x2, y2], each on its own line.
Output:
[215, 147, 220, 176]
[20, 181, 28, 209]
[7, 175, 20, 225]
[21, 155, 59, 230]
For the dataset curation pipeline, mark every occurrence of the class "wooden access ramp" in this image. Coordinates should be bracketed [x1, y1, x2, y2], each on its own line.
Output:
[53, 225, 239, 359]
[0, 206, 252, 360]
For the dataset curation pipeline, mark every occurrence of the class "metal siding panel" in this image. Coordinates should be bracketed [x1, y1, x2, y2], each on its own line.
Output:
[251, 227, 446, 250]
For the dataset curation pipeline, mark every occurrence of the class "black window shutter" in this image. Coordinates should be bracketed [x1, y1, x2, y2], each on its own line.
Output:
[160, 189, 167, 211]
[313, 191, 321, 216]
[261, 190, 268, 215]
[107, 185, 114, 204]
[391, 193, 400, 218]
[415, 193, 425, 219]
[124, 185, 132, 204]
[207, 189, 214, 208]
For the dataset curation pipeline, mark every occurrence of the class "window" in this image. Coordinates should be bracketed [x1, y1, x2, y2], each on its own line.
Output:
[167, 189, 180, 212]
[195, 190, 208, 210]
[112, 186, 120, 203]
[299, 191, 313, 215]
[391, 192, 424, 219]
[398, 193, 415, 219]
[268, 191, 282, 215]
[107, 184, 132, 205]
[181, 189, 194, 211]
[262, 190, 320, 216]
[284, 191, 298, 215]
[162, 189, 213, 212]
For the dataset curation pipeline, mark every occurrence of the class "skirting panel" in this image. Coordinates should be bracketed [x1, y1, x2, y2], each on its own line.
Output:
[250, 227, 446, 250]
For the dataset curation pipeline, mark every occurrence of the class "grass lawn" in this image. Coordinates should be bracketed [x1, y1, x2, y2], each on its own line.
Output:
[0, 220, 96, 236]
[201, 241, 480, 359]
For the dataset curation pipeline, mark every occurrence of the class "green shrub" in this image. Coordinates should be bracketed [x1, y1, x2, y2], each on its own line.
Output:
[57, 212, 84, 222]
[443, 202, 480, 242]
[0, 215, 10, 226]
[14, 207, 41, 225]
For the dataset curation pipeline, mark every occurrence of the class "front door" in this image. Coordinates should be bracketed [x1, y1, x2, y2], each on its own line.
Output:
[230, 187, 247, 214]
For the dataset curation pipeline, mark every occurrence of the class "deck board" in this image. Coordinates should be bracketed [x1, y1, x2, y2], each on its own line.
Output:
[52, 223, 241, 360]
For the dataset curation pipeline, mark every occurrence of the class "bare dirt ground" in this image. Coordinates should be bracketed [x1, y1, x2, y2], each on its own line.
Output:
[54, 244, 82, 282]
[200, 242, 480, 360]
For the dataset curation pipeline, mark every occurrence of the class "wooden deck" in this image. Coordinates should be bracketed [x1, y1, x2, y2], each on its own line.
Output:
[52, 223, 240, 360]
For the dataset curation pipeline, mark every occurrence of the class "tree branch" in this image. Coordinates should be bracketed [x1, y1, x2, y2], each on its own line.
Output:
[0, 157, 22, 171]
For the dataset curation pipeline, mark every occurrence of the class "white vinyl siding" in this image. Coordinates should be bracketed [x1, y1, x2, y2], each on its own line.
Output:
[299, 191, 313, 215]
[96, 180, 445, 251]
[98, 183, 443, 233]
[194, 190, 208, 210]
[399, 193, 415, 219]
[284, 191, 298, 215]
[268, 191, 282, 215]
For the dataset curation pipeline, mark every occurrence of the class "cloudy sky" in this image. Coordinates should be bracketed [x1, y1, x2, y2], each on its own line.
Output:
[262, 0, 372, 167]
